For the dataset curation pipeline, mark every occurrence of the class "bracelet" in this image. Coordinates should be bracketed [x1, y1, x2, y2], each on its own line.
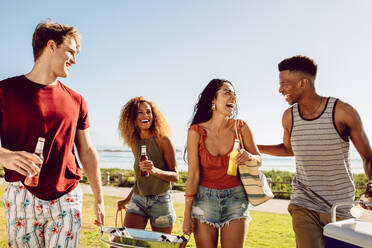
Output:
[184, 194, 196, 198]
[185, 197, 194, 202]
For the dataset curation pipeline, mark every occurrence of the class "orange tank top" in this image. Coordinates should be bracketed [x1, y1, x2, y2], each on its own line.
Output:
[189, 119, 245, 189]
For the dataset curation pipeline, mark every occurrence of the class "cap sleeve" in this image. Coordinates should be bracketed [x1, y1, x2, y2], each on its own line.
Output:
[77, 95, 89, 130]
[189, 124, 207, 144]
[189, 124, 205, 135]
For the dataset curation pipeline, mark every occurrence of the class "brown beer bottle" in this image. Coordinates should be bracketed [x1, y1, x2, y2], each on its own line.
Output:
[24, 137, 45, 187]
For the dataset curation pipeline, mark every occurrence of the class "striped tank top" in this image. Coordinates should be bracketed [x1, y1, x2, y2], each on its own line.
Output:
[290, 97, 354, 217]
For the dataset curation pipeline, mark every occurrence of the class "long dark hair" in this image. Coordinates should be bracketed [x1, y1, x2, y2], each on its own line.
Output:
[189, 79, 237, 126]
[183, 78, 238, 161]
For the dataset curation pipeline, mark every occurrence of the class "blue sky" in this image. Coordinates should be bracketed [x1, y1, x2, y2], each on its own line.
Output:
[1, 1, 372, 156]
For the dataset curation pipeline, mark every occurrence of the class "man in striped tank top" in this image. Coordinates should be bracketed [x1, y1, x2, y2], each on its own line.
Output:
[258, 55, 372, 248]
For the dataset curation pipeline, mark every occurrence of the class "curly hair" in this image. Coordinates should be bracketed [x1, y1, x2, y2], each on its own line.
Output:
[118, 96, 170, 150]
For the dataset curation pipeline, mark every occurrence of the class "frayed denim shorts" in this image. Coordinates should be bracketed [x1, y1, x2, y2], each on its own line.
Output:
[191, 185, 251, 228]
[126, 191, 176, 228]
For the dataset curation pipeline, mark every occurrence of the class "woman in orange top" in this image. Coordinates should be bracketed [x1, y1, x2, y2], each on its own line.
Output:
[182, 79, 262, 248]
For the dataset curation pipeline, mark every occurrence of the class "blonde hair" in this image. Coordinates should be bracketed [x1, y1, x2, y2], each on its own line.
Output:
[32, 19, 81, 61]
[118, 96, 171, 150]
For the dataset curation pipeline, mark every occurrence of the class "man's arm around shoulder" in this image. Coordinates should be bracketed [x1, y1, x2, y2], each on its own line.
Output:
[258, 108, 294, 156]
[75, 129, 105, 226]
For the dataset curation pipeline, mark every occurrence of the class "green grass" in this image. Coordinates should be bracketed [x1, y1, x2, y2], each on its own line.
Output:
[0, 185, 295, 247]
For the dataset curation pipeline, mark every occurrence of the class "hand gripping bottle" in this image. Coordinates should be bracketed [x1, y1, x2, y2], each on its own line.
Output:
[24, 137, 45, 187]
[227, 139, 240, 176]
[140, 145, 149, 177]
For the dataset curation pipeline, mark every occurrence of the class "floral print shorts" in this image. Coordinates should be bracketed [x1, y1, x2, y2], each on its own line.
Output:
[3, 182, 82, 248]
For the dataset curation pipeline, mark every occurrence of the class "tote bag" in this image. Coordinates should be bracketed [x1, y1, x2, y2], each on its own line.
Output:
[235, 120, 274, 206]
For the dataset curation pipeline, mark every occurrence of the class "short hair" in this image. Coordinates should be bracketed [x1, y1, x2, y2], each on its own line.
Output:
[278, 55, 317, 78]
[32, 19, 81, 61]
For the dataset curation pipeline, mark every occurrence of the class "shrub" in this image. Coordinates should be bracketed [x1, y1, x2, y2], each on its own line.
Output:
[77, 168, 369, 200]
[118, 176, 135, 187]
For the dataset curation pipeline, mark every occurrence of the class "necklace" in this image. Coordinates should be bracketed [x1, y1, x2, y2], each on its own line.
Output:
[303, 97, 323, 117]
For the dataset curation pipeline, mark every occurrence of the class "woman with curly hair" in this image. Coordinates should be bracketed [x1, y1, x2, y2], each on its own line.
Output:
[117, 96, 179, 234]
[182, 79, 262, 248]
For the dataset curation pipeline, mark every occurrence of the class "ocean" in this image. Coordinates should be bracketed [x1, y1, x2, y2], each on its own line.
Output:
[96, 146, 365, 174]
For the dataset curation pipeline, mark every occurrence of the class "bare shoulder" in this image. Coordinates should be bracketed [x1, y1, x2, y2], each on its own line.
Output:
[240, 120, 251, 134]
[335, 99, 360, 122]
[157, 135, 172, 145]
[156, 136, 175, 153]
[157, 136, 174, 148]
[334, 99, 364, 136]
[282, 107, 293, 129]
[283, 107, 292, 119]
[335, 99, 356, 115]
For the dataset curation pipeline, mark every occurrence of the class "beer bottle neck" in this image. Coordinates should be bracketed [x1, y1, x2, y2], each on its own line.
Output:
[35, 138, 45, 154]
[141, 146, 147, 155]
[232, 139, 240, 151]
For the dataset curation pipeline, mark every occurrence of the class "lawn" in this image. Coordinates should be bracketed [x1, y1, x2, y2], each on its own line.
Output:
[0, 185, 295, 247]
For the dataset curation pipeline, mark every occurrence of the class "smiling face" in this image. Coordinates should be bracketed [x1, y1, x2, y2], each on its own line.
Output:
[212, 82, 237, 117]
[135, 102, 153, 131]
[50, 38, 77, 78]
[279, 70, 304, 105]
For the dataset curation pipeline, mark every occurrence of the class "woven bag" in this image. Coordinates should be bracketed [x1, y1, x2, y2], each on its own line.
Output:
[235, 120, 274, 206]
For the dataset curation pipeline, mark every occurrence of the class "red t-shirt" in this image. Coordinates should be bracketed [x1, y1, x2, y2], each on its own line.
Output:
[0, 75, 89, 200]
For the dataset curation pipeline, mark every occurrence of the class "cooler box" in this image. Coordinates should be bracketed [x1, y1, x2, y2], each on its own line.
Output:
[324, 219, 372, 248]
[324, 201, 372, 248]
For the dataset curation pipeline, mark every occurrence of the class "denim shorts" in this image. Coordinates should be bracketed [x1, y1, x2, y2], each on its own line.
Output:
[126, 191, 176, 228]
[191, 185, 251, 228]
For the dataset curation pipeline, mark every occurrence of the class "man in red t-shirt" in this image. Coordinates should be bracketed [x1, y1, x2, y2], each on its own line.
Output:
[0, 20, 105, 247]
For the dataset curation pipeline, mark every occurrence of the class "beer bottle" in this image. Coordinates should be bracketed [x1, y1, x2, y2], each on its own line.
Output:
[24, 137, 45, 187]
[140, 145, 149, 177]
[227, 139, 240, 176]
